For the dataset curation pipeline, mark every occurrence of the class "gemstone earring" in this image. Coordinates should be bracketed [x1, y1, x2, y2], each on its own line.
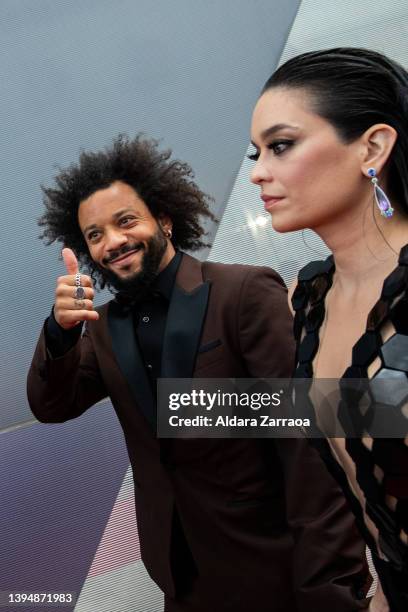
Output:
[367, 168, 394, 218]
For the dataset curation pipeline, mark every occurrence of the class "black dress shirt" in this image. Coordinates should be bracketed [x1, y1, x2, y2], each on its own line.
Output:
[132, 251, 181, 393]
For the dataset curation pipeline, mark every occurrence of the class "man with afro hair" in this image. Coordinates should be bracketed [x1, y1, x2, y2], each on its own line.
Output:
[28, 134, 370, 611]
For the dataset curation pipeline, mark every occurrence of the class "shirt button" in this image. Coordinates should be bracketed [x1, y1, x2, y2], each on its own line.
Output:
[356, 588, 366, 600]
[142, 316, 150, 323]
[147, 364, 153, 369]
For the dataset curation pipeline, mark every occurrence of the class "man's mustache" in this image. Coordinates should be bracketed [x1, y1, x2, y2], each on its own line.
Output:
[102, 243, 145, 265]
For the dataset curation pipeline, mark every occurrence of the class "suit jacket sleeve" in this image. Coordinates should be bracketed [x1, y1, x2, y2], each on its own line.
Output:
[46, 308, 83, 357]
[238, 267, 370, 610]
[27, 319, 108, 423]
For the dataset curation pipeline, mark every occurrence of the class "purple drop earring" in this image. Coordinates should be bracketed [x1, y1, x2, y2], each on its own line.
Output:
[367, 167, 394, 218]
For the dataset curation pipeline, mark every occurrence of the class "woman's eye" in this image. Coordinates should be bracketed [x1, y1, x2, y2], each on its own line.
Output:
[246, 139, 293, 161]
[269, 140, 293, 155]
[246, 150, 259, 161]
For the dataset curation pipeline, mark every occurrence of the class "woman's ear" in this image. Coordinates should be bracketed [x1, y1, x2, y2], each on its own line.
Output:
[360, 123, 398, 177]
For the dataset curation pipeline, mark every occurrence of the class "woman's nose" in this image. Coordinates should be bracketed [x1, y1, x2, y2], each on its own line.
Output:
[250, 156, 272, 185]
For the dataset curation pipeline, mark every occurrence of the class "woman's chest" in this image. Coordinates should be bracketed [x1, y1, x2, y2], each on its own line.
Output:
[314, 317, 370, 378]
[312, 293, 381, 378]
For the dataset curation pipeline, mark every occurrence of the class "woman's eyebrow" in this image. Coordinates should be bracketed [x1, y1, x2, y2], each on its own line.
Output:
[251, 123, 299, 146]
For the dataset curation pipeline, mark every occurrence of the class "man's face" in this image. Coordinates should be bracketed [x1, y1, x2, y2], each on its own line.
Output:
[78, 181, 174, 291]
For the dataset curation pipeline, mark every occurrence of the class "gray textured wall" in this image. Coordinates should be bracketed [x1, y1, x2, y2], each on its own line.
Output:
[0, 0, 300, 430]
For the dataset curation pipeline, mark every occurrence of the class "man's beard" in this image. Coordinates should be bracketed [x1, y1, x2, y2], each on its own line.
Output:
[97, 227, 168, 299]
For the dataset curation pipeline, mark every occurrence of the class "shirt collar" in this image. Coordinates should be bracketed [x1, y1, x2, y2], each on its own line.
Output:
[150, 250, 182, 301]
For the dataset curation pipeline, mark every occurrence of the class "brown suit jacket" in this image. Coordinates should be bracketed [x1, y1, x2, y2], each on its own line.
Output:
[27, 253, 370, 611]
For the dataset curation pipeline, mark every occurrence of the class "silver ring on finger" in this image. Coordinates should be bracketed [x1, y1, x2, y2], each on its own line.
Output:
[74, 285, 85, 299]
[75, 273, 81, 287]
[74, 299, 85, 309]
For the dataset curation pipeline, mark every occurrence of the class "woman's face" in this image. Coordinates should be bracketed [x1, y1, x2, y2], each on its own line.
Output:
[250, 87, 367, 233]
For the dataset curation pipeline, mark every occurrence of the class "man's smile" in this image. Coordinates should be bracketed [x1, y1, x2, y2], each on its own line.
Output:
[106, 245, 144, 267]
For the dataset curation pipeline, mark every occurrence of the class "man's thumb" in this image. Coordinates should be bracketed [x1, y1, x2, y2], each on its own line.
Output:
[62, 248, 79, 275]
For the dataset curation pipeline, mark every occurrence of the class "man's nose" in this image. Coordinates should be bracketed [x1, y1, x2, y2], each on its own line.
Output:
[104, 228, 128, 251]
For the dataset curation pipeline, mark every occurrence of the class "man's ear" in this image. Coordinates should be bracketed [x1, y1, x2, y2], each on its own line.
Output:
[360, 123, 398, 176]
[158, 214, 173, 235]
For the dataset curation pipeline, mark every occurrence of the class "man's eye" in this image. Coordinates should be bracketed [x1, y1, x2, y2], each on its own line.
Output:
[88, 231, 100, 241]
[119, 216, 134, 225]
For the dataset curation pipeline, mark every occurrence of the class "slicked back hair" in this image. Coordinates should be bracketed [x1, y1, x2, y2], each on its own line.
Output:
[262, 47, 408, 213]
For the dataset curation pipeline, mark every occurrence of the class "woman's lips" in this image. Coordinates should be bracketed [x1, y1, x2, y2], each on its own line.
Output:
[261, 195, 285, 211]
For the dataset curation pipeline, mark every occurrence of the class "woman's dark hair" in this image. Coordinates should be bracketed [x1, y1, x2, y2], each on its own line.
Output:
[39, 133, 216, 288]
[262, 47, 408, 213]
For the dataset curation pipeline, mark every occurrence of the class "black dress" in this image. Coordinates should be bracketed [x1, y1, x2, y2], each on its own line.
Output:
[292, 245, 408, 612]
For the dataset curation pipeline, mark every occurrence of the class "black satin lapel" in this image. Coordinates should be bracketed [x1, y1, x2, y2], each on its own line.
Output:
[162, 282, 211, 378]
[108, 302, 156, 430]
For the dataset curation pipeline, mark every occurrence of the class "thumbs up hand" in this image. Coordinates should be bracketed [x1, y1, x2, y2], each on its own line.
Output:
[61, 247, 80, 276]
[53, 248, 99, 330]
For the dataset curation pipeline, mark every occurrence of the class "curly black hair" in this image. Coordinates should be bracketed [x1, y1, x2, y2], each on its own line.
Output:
[39, 133, 217, 287]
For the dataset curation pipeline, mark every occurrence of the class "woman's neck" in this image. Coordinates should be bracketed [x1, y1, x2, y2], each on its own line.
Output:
[316, 207, 408, 291]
